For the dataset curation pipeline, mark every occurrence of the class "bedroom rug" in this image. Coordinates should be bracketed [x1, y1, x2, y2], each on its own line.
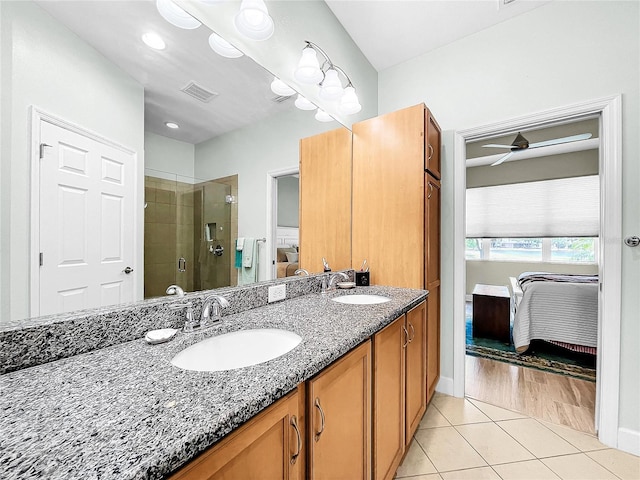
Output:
[465, 304, 596, 382]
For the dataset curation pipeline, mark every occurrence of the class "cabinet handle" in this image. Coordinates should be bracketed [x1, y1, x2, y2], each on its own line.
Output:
[402, 325, 409, 348]
[427, 182, 434, 199]
[314, 398, 325, 442]
[408, 322, 415, 343]
[290, 415, 302, 465]
[428, 143, 434, 161]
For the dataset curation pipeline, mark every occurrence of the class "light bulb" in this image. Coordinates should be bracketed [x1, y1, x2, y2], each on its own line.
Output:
[234, 0, 274, 41]
[338, 86, 362, 115]
[142, 32, 166, 50]
[208, 33, 243, 58]
[294, 95, 317, 111]
[319, 68, 344, 101]
[165, 122, 180, 129]
[294, 47, 324, 84]
[270, 77, 296, 97]
[156, 0, 201, 29]
[315, 109, 334, 122]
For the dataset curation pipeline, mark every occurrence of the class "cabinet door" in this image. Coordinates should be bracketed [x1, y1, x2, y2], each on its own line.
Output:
[405, 301, 427, 442]
[373, 315, 405, 480]
[425, 109, 441, 179]
[352, 104, 425, 289]
[425, 174, 441, 286]
[169, 386, 304, 480]
[307, 341, 372, 480]
[299, 127, 352, 273]
[427, 286, 441, 403]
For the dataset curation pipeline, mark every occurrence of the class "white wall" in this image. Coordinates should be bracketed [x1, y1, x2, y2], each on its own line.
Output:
[0, 1, 145, 322]
[194, 107, 341, 281]
[378, 1, 639, 441]
[144, 132, 195, 179]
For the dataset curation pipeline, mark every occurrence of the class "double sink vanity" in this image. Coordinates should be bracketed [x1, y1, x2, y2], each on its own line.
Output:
[0, 273, 428, 480]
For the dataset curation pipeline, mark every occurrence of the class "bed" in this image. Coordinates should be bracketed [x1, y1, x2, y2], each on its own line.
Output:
[276, 247, 299, 278]
[510, 272, 598, 354]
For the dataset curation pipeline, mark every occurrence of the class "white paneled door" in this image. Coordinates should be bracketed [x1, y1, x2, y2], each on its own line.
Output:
[38, 120, 136, 316]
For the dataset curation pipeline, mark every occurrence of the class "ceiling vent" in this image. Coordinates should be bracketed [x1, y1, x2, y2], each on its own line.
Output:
[181, 82, 218, 103]
[271, 95, 292, 104]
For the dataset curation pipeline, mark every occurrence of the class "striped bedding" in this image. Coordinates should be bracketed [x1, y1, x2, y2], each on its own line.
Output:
[512, 273, 598, 354]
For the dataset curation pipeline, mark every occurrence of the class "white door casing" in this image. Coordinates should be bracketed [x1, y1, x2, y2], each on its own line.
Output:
[31, 109, 137, 317]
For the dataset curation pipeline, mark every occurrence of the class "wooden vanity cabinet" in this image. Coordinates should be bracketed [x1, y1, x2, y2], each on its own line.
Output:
[425, 174, 441, 402]
[425, 108, 441, 179]
[373, 301, 427, 480]
[299, 127, 352, 274]
[169, 385, 305, 480]
[306, 341, 372, 480]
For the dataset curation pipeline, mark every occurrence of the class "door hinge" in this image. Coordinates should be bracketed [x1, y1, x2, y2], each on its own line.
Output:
[39, 143, 52, 159]
[39, 252, 43, 266]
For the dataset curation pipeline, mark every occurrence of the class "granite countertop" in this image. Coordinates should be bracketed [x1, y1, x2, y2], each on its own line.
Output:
[0, 286, 427, 480]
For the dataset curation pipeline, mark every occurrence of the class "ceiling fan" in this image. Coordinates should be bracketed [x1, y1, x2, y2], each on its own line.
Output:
[482, 131, 593, 166]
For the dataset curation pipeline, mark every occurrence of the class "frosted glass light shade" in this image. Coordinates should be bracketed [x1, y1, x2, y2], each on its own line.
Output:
[294, 47, 324, 84]
[142, 32, 166, 50]
[234, 0, 274, 41]
[156, 0, 201, 29]
[315, 109, 334, 122]
[319, 68, 344, 100]
[338, 86, 362, 115]
[294, 95, 317, 111]
[208, 33, 243, 58]
[271, 77, 296, 97]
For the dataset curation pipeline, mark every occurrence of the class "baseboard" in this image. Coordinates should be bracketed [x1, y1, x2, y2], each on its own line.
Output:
[435, 375, 456, 397]
[617, 427, 640, 456]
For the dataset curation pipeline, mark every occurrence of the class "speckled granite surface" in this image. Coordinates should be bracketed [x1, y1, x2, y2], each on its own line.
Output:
[0, 273, 351, 374]
[0, 285, 427, 480]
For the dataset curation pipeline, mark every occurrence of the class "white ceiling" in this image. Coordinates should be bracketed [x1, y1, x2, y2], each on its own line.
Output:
[325, 0, 551, 71]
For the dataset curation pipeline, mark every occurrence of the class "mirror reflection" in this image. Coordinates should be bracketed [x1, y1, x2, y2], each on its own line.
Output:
[2, 0, 350, 324]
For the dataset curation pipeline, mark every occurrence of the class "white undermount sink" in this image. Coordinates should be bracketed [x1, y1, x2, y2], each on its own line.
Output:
[171, 328, 302, 372]
[331, 294, 391, 305]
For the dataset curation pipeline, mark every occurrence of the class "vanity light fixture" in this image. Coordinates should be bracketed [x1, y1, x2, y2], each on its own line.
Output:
[270, 77, 296, 97]
[208, 33, 243, 58]
[294, 40, 361, 115]
[165, 122, 180, 129]
[314, 109, 334, 123]
[234, 0, 274, 41]
[156, 0, 201, 30]
[294, 94, 317, 111]
[142, 32, 166, 50]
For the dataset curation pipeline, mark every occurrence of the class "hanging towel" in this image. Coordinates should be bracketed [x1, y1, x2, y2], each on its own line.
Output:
[242, 237, 255, 268]
[234, 238, 243, 269]
[238, 238, 258, 285]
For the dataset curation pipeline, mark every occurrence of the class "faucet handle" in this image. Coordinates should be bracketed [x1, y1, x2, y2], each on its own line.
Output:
[169, 302, 195, 332]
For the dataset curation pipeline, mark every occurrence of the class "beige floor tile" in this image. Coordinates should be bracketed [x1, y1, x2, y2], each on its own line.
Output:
[440, 466, 501, 480]
[432, 396, 491, 426]
[419, 405, 451, 429]
[415, 426, 487, 472]
[497, 419, 578, 458]
[587, 448, 640, 480]
[467, 398, 528, 421]
[395, 474, 442, 480]
[541, 453, 619, 479]
[456, 422, 535, 465]
[539, 420, 607, 452]
[492, 459, 561, 479]
[396, 439, 438, 478]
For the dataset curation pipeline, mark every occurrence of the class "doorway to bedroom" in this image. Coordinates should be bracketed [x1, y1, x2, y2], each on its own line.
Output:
[462, 116, 600, 434]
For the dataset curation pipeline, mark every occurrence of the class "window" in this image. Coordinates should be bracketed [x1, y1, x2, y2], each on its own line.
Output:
[465, 237, 598, 264]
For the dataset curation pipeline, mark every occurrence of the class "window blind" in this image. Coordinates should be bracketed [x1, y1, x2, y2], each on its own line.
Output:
[466, 175, 599, 238]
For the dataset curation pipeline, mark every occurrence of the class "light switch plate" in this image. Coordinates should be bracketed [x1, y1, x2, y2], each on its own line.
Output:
[268, 284, 286, 303]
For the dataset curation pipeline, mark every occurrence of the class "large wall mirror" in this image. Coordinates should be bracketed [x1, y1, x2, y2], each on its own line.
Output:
[1, 0, 352, 325]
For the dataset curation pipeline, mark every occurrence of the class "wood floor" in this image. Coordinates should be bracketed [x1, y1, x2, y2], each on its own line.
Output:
[465, 355, 597, 434]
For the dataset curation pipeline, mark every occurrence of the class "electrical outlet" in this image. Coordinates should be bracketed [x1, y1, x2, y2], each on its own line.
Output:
[268, 284, 286, 303]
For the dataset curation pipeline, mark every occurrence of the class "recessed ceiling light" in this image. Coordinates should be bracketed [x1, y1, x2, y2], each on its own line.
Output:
[142, 32, 166, 50]
[165, 122, 180, 129]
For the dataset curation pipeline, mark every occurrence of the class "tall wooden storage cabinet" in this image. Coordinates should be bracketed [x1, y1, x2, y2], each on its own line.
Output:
[352, 103, 441, 402]
[299, 127, 352, 274]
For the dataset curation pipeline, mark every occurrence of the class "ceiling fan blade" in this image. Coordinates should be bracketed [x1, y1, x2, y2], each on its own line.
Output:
[482, 144, 516, 149]
[528, 133, 593, 149]
[490, 151, 514, 166]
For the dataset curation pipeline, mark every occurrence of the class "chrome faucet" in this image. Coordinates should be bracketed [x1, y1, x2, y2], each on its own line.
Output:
[294, 268, 309, 276]
[200, 294, 230, 328]
[169, 302, 195, 333]
[322, 272, 350, 295]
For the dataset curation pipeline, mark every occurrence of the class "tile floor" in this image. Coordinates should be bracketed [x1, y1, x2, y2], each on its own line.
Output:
[396, 394, 640, 480]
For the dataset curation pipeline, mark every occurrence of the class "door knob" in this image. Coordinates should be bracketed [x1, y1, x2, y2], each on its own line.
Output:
[123, 266, 134, 274]
[624, 236, 640, 247]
